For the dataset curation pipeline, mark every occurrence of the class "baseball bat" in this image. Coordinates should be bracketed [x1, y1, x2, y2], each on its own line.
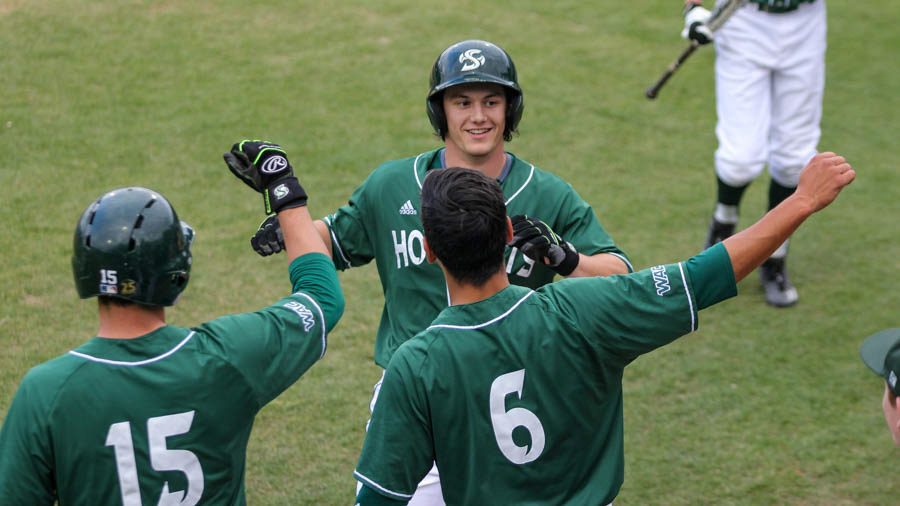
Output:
[644, 0, 747, 100]
[645, 40, 699, 100]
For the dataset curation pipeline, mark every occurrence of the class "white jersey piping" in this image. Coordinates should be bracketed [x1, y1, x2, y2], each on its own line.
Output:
[413, 152, 535, 208]
[354, 470, 414, 500]
[677, 262, 697, 332]
[608, 252, 634, 272]
[323, 215, 351, 268]
[292, 291, 329, 359]
[428, 291, 535, 331]
[69, 331, 197, 366]
[503, 163, 534, 206]
[413, 151, 430, 189]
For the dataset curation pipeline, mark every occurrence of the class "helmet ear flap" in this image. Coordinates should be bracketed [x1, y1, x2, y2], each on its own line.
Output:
[504, 92, 524, 141]
[426, 95, 447, 139]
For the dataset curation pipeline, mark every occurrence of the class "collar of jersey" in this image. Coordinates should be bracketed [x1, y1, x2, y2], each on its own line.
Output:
[427, 285, 535, 331]
[412, 148, 536, 207]
[68, 326, 196, 366]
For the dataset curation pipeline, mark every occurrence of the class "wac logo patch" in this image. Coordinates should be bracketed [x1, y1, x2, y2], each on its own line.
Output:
[284, 301, 316, 331]
[459, 49, 485, 71]
[650, 265, 671, 296]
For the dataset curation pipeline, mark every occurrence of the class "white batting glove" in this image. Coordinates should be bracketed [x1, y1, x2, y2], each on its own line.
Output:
[681, 5, 714, 45]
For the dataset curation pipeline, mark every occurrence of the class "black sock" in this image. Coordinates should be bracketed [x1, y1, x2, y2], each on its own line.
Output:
[768, 179, 796, 210]
[717, 176, 749, 206]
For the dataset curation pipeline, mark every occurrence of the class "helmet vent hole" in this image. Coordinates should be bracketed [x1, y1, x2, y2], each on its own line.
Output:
[85, 235, 92, 247]
[134, 215, 144, 229]
[128, 238, 137, 251]
[144, 199, 156, 209]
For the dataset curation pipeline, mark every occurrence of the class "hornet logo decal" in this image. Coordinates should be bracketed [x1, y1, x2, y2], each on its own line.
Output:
[459, 49, 485, 71]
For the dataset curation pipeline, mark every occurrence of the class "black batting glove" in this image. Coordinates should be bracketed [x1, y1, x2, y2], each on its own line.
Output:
[250, 214, 285, 257]
[509, 215, 580, 276]
[223, 140, 308, 214]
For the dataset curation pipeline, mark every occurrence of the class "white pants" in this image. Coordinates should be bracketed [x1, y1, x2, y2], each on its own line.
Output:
[360, 370, 445, 506]
[714, 0, 826, 188]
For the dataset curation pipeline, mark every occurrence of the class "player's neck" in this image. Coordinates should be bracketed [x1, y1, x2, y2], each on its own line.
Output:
[445, 269, 510, 306]
[443, 145, 507, 180]
[96, 302, 167, 339]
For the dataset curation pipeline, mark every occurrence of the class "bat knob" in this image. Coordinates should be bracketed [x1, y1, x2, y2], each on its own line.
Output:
[645, 88, 658, 100]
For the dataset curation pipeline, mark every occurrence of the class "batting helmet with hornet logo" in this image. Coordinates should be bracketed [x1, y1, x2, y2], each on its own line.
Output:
[427, 40, 524, 142]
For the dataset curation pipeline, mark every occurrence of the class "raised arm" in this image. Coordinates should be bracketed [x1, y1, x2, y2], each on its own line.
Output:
[723, 152, 855, 281]
[223, 140, 328, 261]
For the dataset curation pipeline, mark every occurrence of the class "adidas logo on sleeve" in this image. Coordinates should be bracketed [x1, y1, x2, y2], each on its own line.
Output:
[399, 200, 417, 215]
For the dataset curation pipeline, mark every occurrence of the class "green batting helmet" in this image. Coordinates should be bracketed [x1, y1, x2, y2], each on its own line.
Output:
[72, 187, 193, 306]
[427, 40, 524, 142]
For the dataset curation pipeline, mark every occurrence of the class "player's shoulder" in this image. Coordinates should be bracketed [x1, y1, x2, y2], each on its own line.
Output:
[368, 148, 441, 181]
[14, 352, 87, 401]
[347, 149, 440, 203]
[506, 152, 578, 191]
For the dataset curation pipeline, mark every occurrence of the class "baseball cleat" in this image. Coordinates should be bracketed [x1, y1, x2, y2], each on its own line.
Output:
[759, 258, 798, 307]
[704, 217, 736, 249]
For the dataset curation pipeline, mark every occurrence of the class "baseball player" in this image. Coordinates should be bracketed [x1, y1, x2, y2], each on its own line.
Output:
[251, 40, 631, 504]
[682, 0, 827, 307]
[0, 142, 343, 504]
[860, 328, 900, 445]
[355, 151, 854, 505]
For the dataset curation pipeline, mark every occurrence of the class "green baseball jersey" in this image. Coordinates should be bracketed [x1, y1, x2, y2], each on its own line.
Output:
[0, 253, 342, 505]
[355, 245, 736, 505]
[325, 148, 630, 368]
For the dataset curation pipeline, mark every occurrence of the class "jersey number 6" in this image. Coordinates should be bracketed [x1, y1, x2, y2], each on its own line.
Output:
[489, 369, 546, 464]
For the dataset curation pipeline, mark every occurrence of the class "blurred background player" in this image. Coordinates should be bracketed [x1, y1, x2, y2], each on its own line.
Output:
[251, 39, 631, 504]
[355, 150, 853, 505]
[859, 328, 900, 445]
[682, 0, 827, 307]
[0, 142, 343, 504]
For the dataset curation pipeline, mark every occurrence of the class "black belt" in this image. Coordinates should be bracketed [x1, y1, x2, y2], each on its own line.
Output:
[755, 0, 813, 14]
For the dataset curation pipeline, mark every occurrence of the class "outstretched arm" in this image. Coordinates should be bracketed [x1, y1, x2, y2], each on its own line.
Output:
[568, 252, 630, 277]
[280, 207, 328, 262]
[313, 219, 334, 258]
[723, 152, 855, 281]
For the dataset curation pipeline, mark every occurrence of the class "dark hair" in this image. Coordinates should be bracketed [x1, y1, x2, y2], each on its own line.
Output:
[98, 296, 137, 308]
[420, 168, 507, 285]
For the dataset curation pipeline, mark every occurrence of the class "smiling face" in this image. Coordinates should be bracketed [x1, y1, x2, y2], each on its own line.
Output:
[441, 82, 507, 166]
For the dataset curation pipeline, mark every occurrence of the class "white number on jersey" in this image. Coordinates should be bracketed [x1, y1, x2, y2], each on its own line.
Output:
[505, 247, 536, 278]
[489, 369, 545, 464]
[105, 411, 204, 505]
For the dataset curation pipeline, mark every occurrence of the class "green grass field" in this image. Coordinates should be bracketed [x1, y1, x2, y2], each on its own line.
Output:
[1, 1, 897, 504]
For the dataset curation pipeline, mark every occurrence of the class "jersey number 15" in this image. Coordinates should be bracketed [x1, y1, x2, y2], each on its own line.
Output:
[105, 410, 204, 506]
